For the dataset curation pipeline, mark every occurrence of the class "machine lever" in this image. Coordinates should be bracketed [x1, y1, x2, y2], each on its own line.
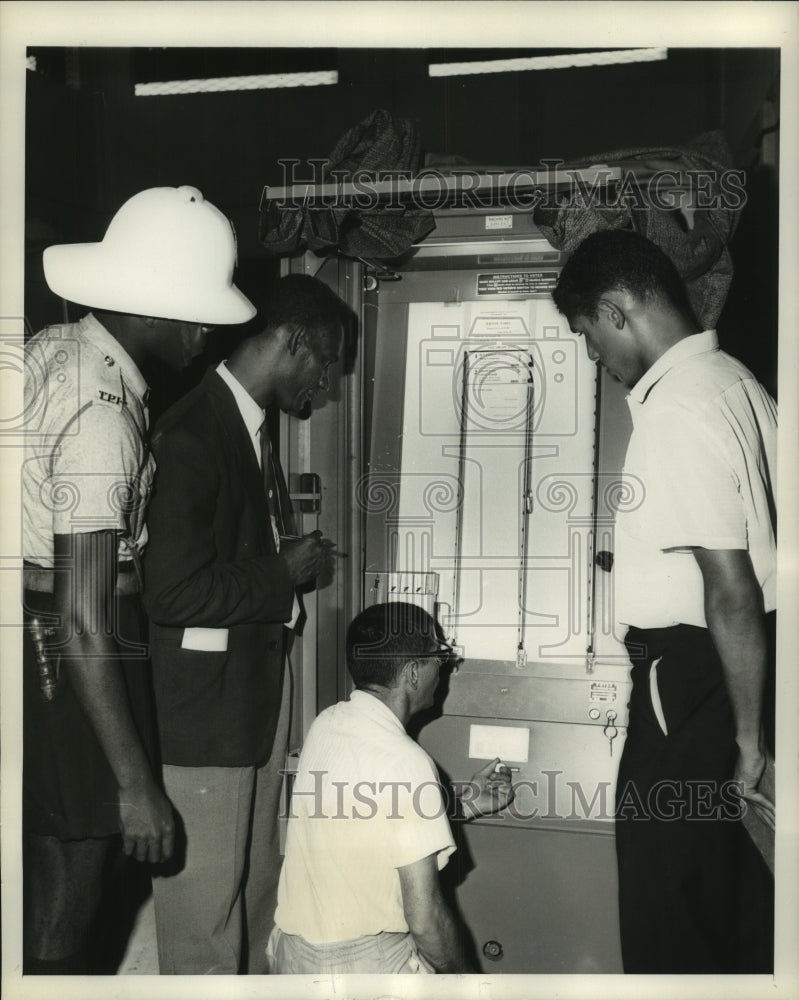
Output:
[291, 472, 322, 513]
[603, 718, 618, 756]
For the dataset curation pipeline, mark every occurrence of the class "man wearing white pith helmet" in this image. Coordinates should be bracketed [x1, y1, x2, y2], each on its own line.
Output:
[22, 185, 254, 974]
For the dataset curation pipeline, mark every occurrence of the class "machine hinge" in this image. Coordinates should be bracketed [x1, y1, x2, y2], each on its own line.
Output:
[290, 472, 322, 513]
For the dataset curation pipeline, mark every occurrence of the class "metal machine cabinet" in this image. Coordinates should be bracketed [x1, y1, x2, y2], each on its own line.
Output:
[279, 195, 634, 973]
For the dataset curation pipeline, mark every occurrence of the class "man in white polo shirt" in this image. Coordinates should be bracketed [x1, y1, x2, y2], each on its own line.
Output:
[268, 602, 514, 974]
[553, 229, 776, 973]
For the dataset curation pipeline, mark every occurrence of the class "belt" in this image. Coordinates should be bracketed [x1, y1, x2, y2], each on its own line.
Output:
[23, 561, 141, 596]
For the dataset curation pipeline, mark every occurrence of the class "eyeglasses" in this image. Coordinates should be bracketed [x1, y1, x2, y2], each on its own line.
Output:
[415, 640, 462, 670]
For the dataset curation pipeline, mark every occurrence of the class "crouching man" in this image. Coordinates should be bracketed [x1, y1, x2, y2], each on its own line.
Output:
[267, 601, 514, 975]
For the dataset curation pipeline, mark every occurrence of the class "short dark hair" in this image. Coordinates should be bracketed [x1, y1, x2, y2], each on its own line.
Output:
[261, 273, 349, 359]
[346, 602, 440, 689]
[552, 229, 699, 327]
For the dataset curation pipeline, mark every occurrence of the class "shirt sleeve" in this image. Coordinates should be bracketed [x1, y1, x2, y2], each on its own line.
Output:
[383, 747, 456, 872]
[641, 406, 747, 552]
[51, 402, 145, 537]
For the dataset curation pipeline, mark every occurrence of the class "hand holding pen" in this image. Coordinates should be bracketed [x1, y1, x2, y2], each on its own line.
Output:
[279, 530, 339, 586]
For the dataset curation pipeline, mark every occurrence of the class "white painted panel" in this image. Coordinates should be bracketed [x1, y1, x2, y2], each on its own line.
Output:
[398, 296, 597, 667]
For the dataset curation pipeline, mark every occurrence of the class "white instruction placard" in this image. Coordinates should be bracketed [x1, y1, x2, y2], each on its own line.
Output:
[468, 723, 530, 763]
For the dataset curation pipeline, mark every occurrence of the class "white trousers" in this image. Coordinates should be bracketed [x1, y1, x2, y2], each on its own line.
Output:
[266, 926, 434, 975]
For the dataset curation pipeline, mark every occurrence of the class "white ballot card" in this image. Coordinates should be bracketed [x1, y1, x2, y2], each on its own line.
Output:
[468, 723, 530, 763]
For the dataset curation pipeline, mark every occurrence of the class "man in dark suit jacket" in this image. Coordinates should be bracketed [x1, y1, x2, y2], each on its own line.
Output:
[143, 274, 348, 974]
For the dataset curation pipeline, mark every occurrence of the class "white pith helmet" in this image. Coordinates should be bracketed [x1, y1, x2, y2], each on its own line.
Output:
[43, 186, 256, 325]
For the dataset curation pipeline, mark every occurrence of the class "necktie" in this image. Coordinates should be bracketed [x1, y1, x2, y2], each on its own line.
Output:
[259, 424, 283, 537]
[259, 424, 302, 629]
[259, 423, 298, 539]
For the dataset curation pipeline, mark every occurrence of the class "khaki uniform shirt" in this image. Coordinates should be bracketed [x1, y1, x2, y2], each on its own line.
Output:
[23, 313, 153, 568]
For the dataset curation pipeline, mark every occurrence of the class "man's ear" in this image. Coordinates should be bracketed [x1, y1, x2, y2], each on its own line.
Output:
[282, 324, 306, 356]
[403, 659, 420, 690]
[596, 297, 626, 330]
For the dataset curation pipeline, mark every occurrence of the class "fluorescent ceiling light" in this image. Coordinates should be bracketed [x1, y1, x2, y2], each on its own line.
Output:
[135, 70, 338, 96]
[429, 48, 668, 78]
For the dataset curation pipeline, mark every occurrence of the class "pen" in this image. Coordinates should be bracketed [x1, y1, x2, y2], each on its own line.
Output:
[280, 535, 346, 556]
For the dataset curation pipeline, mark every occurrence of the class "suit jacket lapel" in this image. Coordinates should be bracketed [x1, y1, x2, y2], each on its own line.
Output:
[203, 370, 275, 550]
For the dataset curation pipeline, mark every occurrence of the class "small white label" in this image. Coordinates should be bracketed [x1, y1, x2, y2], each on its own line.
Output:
[181, 627, 229, 652]
[468, 724, 530, 763]
[485, 215, 513, 231]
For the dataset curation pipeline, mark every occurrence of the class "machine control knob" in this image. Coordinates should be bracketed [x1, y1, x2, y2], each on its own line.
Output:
[589, 707, 601, 720]
[482, 940, 504, 961]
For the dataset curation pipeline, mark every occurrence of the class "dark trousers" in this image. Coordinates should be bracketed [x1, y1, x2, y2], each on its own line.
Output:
[615, 621, 774, 974]
[23, 588, 157, 971]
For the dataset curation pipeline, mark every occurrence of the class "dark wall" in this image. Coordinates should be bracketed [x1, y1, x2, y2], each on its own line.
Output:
[26, 48, 734, 254]
[25, 46, 780, 390]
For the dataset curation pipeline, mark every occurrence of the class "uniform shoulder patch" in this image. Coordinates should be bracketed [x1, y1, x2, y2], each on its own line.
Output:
[97, 389, 124, 405]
